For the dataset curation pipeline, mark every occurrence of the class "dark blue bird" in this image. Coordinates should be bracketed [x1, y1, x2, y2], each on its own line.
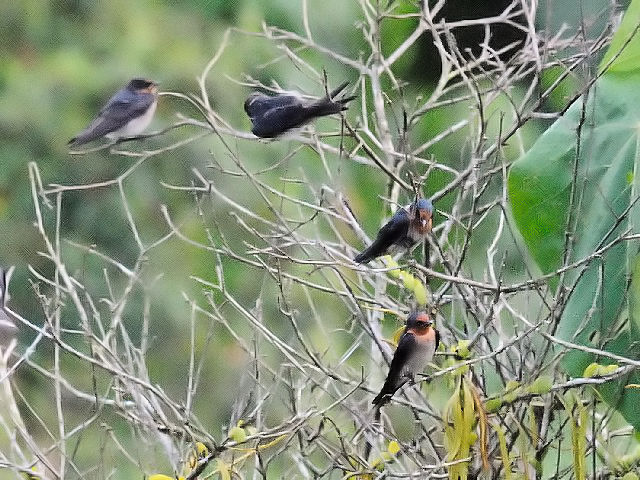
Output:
[68, 78, 158, 147]
[244, 82, 355, 138]
[355, 198, 433, 264]
[372, 311, 439, 406]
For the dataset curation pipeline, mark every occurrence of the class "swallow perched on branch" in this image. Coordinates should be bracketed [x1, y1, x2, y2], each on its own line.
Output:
[68, 78, 159, 147]
[355, 197, 433, 264]
[372, 311, 439, 406]
[244, 81, 355, 138]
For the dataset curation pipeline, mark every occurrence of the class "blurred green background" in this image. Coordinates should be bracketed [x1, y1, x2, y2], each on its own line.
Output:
[1, 0, 614, 320]
[0, 0, 625, 478]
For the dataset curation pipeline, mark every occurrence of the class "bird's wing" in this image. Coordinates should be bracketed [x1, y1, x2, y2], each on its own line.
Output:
[98, 89, 155, 127]
[378, 208, 410, 242]
[372, 331, 416, 405]
[355, 208, 409, 263]
[244, 94, 301, 119]
[248, 96, 315, 138]
[387, 330, 417, 381]
[70, 90, 155, 145]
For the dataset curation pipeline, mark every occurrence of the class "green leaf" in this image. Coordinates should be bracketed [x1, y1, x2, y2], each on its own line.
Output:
[600, 0, 640, 74]
[583, 363, 600, 378]
[216, 459, 231, 480]
[485, 398, 502, 413]
[494, 424, 512, 480]
[564, 394, 587, 480]
[228, 426, 247, 443]
[528, 375, 553, 395]
[508, 0, 640, 429]
[503, 380, 520, 403]
[631, 255, 640, 334]
[455, 340, 471, 359]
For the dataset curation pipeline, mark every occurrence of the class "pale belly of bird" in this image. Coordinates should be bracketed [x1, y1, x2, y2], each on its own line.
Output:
[402, 340, 435, 378]
[107, 101, 157, 139]
[407, 224, 429, 244]
[387, 235, 418, 256]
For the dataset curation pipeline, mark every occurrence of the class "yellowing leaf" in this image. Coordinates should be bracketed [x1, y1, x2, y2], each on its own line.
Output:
[216, 459, 231, 480]
[494, 424, 512, 480]
[583, 362, 600, 378]
[387, 440, 400, 455]
[383, 256, 398, 268]
[383, 256, 401, 278]
[583, 363, 619, 378]
[149, 475, 175, 480]
[414, 282, 428, 305]
[382, 256, 430, 305]
[443, 379, 464, 458]
[388, 268, 402, 279]
[186, 441, 210, 472]
[391, 326, 405, 346]
[565, 393, 587, 480]
[402, 272, 417, 290]
[229, 426, 247, 443]
[195, 441, 209, 457]
[21, 466, 42, 480]
[467, 378, 489, 470]
[370, 456, 384, 471]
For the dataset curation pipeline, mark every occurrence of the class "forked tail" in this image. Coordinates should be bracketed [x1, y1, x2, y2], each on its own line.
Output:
[308, 81, 356, 118]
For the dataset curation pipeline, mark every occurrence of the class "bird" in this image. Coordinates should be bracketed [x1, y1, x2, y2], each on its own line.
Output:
[355, 197, 433, 264]
[372, 311, 439, 406]
[68, 78, 159, 147]
[244, 81, 355, 138]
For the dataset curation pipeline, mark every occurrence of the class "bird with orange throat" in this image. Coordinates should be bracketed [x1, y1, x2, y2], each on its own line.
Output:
[372, 311, 439, 406]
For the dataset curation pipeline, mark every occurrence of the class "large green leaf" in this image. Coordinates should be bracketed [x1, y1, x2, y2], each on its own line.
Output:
[600, 0, 640, 74]
[508, 0, 640, 428]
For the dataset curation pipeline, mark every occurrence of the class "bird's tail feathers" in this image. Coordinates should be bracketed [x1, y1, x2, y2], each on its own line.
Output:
[309, 82, 355, 117]
[354, 238, 386, 264]
[371, 391, 388, 406]
[329, 81, 356, 110]
[309, 98, 351, 118]
[363, 406, 383, 461]
[337, 95, 357, 110]
[328, 81, 349, 99]
[354, 249, 372, 264]
[68, 130, 94, 147]
[371, 377, 405, 406]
